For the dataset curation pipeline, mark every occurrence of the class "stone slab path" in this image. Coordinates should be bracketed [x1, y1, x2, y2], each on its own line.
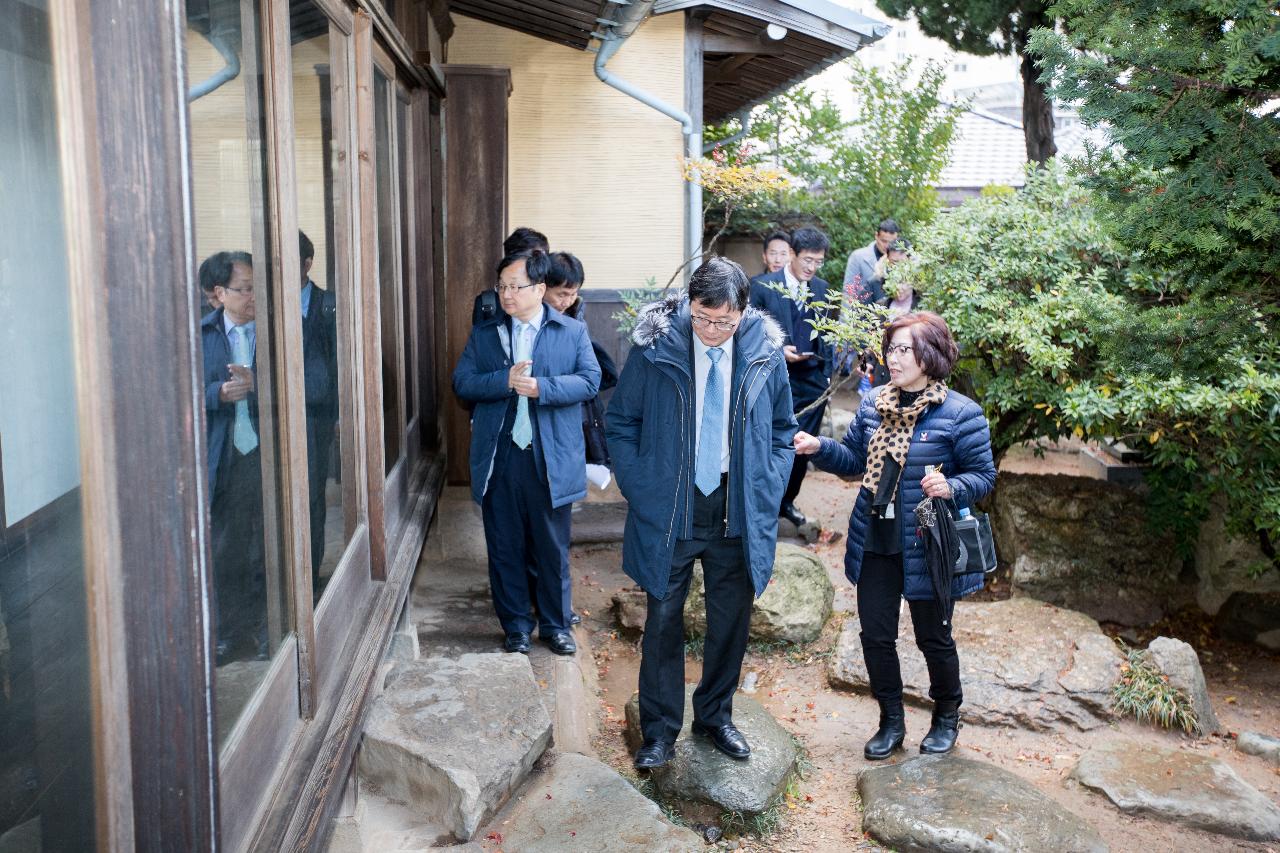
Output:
[479, 752, 702, 851]
[858, 754, 1108, 852]
[624, 686, 797, 816]
[1073, 739, 1280, 842]
[829, 597, 1122, 731]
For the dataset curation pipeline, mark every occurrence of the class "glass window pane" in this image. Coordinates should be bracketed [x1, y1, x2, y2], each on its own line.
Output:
[186, 0, 292, 741]
[396, 91, 415, 427]
[291, 7, 350, 603]
[374, 69, 402, 474]
[0, 2, 95, 847]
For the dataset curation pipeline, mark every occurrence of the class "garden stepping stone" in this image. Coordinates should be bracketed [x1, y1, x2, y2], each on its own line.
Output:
[685, 543, 834, 644]
[359, 654, 552, 842]
[858, 754, 1108, 852]
[1073, 738, 1280, 842]
[829, 597, 1122, 731]
[624, 686, 797, 815]
[481, 752, 702, 852]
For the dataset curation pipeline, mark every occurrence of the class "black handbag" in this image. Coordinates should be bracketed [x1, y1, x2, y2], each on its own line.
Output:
[952, 506, 997, 576]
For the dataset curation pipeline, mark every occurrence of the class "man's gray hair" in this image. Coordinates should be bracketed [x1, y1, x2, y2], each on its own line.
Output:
[688, 256, 750, 311]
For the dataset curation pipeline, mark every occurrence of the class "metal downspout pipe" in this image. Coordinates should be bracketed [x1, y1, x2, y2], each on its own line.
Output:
[592, 2, 703, 276]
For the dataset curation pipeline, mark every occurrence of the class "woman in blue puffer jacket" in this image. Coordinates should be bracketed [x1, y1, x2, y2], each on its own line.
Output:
[794, 311, 995, 759]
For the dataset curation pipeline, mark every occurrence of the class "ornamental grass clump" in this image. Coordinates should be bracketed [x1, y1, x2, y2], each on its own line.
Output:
[1112, 644, 1198, 734]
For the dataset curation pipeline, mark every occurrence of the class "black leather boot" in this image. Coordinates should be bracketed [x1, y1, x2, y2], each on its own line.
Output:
[864, 699, 906, 760]
[920, 702, 960, 754]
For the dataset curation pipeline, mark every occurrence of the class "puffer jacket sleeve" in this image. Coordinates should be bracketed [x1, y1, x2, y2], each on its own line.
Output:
[538, 324, 600, 406]
[945, 398, 996, 507]
[768, 355, 798, 485]
[452, 328, 511, 403]
[604, 346, 646, 500]
[811, 391, 874, 478]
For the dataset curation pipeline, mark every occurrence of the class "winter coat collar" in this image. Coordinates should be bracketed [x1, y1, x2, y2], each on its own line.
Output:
[631, 295, 785, 367]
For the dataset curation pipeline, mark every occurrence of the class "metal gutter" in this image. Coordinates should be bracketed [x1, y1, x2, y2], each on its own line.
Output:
[592, 1, 703, 275]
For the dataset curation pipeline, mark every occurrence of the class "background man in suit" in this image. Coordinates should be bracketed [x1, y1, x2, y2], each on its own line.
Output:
[453, 249, 600, 657]
[200, 251, 268, 664]
[607, 257, 796, 770]
[749, 227, 833, 528]
[298, 231, 340, 596]
[759, 230, 792, 277]
[843, 218, 900, 304]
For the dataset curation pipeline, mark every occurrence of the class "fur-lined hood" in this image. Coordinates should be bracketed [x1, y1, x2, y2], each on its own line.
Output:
[631, 294, 785, 358]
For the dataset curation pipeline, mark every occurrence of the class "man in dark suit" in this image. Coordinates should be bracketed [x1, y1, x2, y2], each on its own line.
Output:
[200, 251, 268, 664]
[452, 249, 601, 657]
[749, 227, 833, 528]
[298, 231, 340, 596]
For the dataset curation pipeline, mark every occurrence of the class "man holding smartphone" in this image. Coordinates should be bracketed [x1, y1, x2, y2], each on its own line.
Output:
[749, 227, 833, 528]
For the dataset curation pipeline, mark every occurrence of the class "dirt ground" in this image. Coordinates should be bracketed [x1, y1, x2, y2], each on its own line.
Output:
[569, 466, 1280, 852]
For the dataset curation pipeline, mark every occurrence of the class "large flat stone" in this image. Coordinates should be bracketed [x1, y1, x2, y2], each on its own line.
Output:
[1073, 739, 1280, 842]
[859, 755, 1107, 853]
[570, 501, 628, 544]
[1239, 731, 1280, 765]
[828, 597, 1122, 731]
[359, 654, 552, 841]
[483, 752, 702, 852]
[624, 686, 797, 815]
[685, 543, 834, 644]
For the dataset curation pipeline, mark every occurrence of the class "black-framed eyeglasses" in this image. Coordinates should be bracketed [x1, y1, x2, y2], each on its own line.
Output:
[494, 282, 539, 295]
[221, 285, 254, 296]
[691, 313, 739, 332]
[885, 343, 914, 358]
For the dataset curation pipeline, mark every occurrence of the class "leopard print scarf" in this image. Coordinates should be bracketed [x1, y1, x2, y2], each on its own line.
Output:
[862, 381, 949, 500]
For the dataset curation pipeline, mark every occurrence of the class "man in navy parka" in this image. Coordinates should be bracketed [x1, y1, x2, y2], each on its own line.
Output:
[606, 257, 797, 770]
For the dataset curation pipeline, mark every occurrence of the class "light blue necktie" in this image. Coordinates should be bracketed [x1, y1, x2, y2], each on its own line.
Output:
[511, 322, 533, 449]
[231, 324, 259, 454]
[695, 347, 724, 496]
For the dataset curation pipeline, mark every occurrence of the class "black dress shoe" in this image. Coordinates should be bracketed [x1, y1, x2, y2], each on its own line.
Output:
[504, 631, 531, 654]
[569, 611, 582, 626]
[920, 704, 960, 754]
[543, 631, 577, 656]
[691, 721, 751, 759]
[633, 739, 675, 770]
[864, 699, 906, 760]
[779, 503, 807, 527]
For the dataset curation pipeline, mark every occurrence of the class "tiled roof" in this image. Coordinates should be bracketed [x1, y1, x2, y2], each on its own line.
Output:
[937, 105, 1109, 191]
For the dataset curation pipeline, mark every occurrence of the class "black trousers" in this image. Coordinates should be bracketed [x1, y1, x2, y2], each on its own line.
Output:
[481, 443, 572, 636]
[782, 396, 827, 509]
[306, 410, 337, 594]
[639, 478, 754, 744]
[210, 448, 267, 650]
[858, 550, 962, 707]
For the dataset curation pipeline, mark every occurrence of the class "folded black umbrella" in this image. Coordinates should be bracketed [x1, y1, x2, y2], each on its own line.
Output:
[914, 495, 962, 625]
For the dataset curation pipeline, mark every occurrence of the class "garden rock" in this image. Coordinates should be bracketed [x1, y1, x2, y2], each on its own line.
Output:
[990, 473, 1188, 626]
[611, 587, 648, 633]
[485, 753, 702, 852]
[684, 543, 834, 644]
[828, 597, 1123, 731]
[359, 654, 552, 841]
[1194, 500, 1280, 615]
[859, 754, 1108, 852]
[1073, 738, 1280, 842]
[1145, 636, 1221, 735]
[1238, 731, 1280, 766]
[624, 686, 797, 815]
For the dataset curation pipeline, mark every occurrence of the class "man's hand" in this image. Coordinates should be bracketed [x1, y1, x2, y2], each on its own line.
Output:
[793, 431, 821, 455]
[512, 375, 539, 398]
[508, 360, 532, 390]
[783, 344, 808, 364]
[220, 364, 254, 403]
[921, 469, 952, 499]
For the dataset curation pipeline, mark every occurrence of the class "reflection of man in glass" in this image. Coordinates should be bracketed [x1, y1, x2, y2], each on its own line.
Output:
[299, 231, 339, 596]
[200, 251, 268, 664]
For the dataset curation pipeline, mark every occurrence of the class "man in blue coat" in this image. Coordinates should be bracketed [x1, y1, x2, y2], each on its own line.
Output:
[452, 249, 600, 657]
[749, 227, 833, 528]
[607, 257, 796, 769]
[200, 251, 268, 664]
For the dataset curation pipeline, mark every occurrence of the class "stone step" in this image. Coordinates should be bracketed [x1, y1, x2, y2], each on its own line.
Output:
[569, 501, 626, 545]
[859, 754, 1108, 852]
[327, 786, 482, 852]
[477, 752, 703, 852]
[1073, 738, 1280, 842]
[358, 654, 552, 842]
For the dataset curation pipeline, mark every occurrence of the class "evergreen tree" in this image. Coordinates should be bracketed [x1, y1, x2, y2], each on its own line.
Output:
[874, 0, 1058, 164]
